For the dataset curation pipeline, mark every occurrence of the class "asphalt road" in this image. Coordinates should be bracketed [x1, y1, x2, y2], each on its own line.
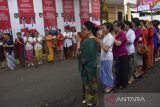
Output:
[0, 59, 160, 107]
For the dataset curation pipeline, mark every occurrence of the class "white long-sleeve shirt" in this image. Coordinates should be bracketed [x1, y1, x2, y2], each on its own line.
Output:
[63, 32, 73, 47]
[126, 29, 136, 55]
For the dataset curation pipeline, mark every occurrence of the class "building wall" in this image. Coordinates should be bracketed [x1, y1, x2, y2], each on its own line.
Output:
[7, 0, 95, 39]
[107, 5, 124, 22]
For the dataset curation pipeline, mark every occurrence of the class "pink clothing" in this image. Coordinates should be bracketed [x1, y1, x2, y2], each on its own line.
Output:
[26, 49, 33, 61]
[113, 31, 128, 57]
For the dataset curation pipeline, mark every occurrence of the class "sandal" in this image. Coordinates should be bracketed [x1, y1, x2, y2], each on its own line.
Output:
[104, 88, 114, 93]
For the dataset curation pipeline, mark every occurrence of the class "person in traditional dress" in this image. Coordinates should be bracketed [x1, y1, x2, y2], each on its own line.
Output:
[24, 32, 34, 66]
[124, 21, 136, 84]
[56, 29, 64, 60]
[45, 30, 54, 63]
[15, 32, 25, 67]
[34, 31, 43, 64]
[140, 20, 148, 74]
[152, 20, 159, 62]
[96, 22, 114, 93]
[77, 21, 98, 106]
[3, 33, 16, 70]
[132, 18, 143, 78]
[146, 21, 154, 69]
[113, 21, 129, 89]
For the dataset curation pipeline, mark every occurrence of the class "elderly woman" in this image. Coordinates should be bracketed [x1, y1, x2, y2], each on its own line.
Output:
[97, 22, 114, 93]
[113, 21, 129, 89]
[78, 21, 98, 106]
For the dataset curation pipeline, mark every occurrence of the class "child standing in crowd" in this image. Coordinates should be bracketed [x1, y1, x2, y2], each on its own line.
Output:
[34, 31, 43, 64]
[24, 32, 34, 66]
[97, 22, 114, 93]
[56, 29, 64, 60]
[3, 33, 16, 70]
[15, 32, 25, 67]
[124, 21, 136, 84]
[45, 30, 54, 63]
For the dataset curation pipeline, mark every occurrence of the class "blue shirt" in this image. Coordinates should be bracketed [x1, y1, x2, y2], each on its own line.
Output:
[4, 39, 14, 55]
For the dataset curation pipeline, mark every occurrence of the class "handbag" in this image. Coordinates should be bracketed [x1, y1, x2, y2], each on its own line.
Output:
[137, 42, 148, 55]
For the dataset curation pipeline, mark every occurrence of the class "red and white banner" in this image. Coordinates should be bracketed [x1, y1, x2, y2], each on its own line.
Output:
[17, 0, 35, 24]
[137, 0, 153, 11]
[91, 0, 100, 25]
[0, 0, 11, 32]
[62, 0, 75, 26]
[79, 0, 90, 26]
[42, 0, 57, 28]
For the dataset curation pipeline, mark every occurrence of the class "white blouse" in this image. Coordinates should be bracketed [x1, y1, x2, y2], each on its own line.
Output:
[24, 36, 34, 50]
[63, 32, 73, 47]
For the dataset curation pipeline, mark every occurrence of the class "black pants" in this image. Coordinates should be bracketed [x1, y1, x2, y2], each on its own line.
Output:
[115, 55, 129, 88]
[64, 46, 72, 59]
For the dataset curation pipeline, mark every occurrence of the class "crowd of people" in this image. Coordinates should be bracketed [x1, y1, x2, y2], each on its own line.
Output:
[0, 26, 79, 69]
[77, 18, 160, 106]
[0, 18, 160, 106]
